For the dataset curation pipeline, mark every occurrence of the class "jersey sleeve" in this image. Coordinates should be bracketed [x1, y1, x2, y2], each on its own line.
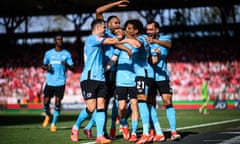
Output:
[65, 51, 74, 66]
[159, 34, 172, 42]
[43, 51, 50, 65]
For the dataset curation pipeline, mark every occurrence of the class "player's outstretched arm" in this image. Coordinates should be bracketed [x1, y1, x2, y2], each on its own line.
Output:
[96, 0, 129, 19]
[153, 39, 172, 49]
[146, 35, 172, 49]
[120, 38, 142, 48]
[148, 38, 172, 49]
[114, 44, 132, 57]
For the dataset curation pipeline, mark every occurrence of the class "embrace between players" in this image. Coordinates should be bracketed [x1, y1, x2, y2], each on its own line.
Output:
[41, 1, 181, 144]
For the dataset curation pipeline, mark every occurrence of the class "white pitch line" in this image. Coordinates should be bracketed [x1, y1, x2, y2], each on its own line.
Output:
[176, 118, 240, 131]
[82, 142, 96, 144]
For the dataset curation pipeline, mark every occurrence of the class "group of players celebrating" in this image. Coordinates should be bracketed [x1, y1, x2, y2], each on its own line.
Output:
[41, 1, 181, 144]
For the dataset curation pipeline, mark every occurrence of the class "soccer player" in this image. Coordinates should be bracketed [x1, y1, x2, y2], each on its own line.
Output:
[83, 0, 131, 139]
[146, 38, 166, 142]
[41, 34, 75, 132]
[123, 19, 153, 144]
[199, 77, 210, 115]
[110, 27, 141, 142]
[70, 19, 130, 143]
[146, 21, 181, 141]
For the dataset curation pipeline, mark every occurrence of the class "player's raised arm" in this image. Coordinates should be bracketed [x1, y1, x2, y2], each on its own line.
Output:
[96, 0, 129, 19]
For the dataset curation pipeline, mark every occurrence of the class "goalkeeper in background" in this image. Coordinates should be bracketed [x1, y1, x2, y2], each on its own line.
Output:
[199, 77, 210, 115]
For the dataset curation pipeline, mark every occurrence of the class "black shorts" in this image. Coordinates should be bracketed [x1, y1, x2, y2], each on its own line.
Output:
[146, 78, 157, 97]
[81, 80, 107, 100]
[105, 71, 116, 99]
[114, 86, 137, 101]
[105, 70, 116, 84]
[155, 80, 173, 95]
[44, 85, 65, 99]
[135, 76, 147, 95]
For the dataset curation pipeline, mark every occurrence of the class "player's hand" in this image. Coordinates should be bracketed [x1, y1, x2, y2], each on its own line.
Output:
[117, 0, 129, 7]
[61, 61, 66, 66]
[126, 48, 132, 58]
[48, 65, 54, 74]
[155, 48, 161, 55]
[146, 36, 154, 43]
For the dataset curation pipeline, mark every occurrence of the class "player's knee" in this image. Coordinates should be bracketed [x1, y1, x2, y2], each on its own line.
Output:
[162, 98, 172, 106]
[96, 108, 105, 112]
[130, 98, 137, 105]
[55, 102, 61, 108]
[86, 107, 94, 114]
[118, 103, 126, 112]
[165, 104, 173, 109]
[137, 94, 147, 101]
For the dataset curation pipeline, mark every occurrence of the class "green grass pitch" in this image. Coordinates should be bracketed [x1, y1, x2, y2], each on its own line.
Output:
[0, 109, 240, 144]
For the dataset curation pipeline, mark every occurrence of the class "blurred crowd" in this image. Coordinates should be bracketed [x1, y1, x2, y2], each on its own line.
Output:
[0, 37, 239, 104]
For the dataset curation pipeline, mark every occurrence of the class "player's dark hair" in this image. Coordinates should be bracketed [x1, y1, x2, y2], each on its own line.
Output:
[124, 19, 144, 34]
[91, 19, 105, 29]
[54, 33, 63, 41]
[147, 20, 160, 29]
[106, 15, 118, 23]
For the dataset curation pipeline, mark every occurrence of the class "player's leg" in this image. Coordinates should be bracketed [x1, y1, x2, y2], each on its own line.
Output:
[148, 102, 165, 142]
[203, 98, 209, 115]
[162, 93, 180, 140]
[71, 80, 96, 142]
[128, 88, 138, 142]
[110, 97, 118, 139]
[71, 99, 96, 142]
[115, 87, 130, 140]
[126, 101, 132, 121]
[105, 70, 117, 138]
[42, 85, 53, 128]
[162, 94, 176, 132]
[50, 97, 60, 132]
[147, 80, 165, 142]
[103, 84, 114, 138]
[50, 85, 65, 132]
[95, 82, 111, 144]
[159, 80, 180, 140]
[136, 77, 151, 144]
[199, 99, 204, 113]
[83, 110, 95, 138]
[118, 99, 129, 140]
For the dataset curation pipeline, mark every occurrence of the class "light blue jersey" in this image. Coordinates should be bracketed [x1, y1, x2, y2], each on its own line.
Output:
[43, 48, 74, 86]
[80, 34, 105, 82]
[102, 28, 117, 71]
[115, 43, 136, 87]
[139, 34, 155, 79]
[132, 35, 151, 78]
[150, 34, 171, 81]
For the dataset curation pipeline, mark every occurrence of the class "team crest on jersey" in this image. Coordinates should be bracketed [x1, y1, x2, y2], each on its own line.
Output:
[86, 92, 92, 98]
